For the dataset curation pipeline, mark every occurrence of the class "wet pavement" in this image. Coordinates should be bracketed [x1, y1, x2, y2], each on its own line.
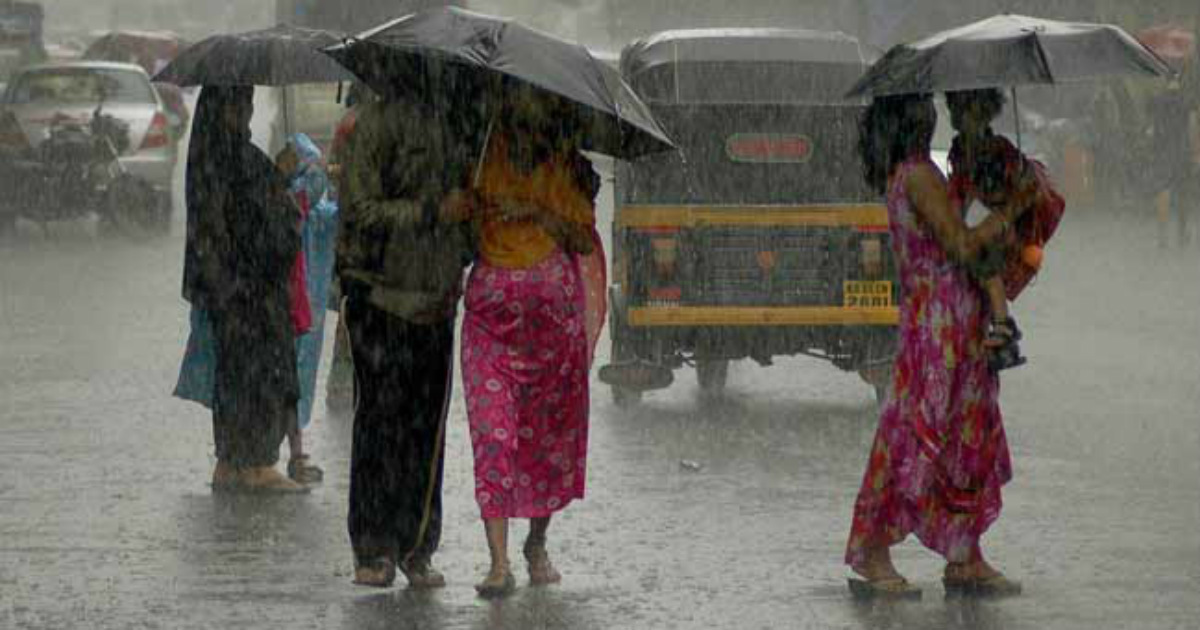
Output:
[1, 184, 1199, 628]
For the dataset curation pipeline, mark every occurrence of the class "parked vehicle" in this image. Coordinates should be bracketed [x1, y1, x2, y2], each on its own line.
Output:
[82, 31, 191, 137]
[0, 61, 171, 235]
[0, 0, 46, 92]
[601, 29, 897, 404]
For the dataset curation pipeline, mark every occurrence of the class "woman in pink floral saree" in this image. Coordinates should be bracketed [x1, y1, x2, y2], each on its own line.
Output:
[845, 94, 1033, 599]
[462, 91, 605, 598]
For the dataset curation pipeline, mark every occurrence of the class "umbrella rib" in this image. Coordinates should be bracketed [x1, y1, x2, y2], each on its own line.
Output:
[1028, 30, 1057, 85]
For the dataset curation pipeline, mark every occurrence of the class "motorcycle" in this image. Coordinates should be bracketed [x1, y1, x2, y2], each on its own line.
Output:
[0, 98, 164, 238]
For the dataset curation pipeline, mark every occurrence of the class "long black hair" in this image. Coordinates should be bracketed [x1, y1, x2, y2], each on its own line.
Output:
[945, 88, 1007, 125]
[857, 93, 936, 194]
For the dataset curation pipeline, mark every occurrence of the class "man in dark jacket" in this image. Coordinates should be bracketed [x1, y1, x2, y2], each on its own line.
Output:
[338, 89, 478, 588]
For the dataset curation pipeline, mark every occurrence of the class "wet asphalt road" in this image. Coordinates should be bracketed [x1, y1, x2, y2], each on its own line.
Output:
[1, 179, 1199, 629]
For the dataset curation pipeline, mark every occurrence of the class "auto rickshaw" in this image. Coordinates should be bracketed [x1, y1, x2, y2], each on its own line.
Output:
[601, 28, 899, 404]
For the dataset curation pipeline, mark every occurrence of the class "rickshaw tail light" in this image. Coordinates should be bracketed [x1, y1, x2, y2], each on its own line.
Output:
[861, 237, 884, 277]
[651, 236, 680, 280]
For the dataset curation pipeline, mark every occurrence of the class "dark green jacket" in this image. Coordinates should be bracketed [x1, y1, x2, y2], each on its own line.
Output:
[336, 99, 477, 322]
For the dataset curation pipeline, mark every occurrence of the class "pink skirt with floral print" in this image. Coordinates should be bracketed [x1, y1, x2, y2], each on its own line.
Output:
[462, 251, 590, 519]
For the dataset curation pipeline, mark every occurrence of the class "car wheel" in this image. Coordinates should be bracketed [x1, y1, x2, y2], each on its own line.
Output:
[696, 359, 729, 398]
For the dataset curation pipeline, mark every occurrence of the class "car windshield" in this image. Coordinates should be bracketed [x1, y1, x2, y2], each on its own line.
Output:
[6, 67, 155, 106]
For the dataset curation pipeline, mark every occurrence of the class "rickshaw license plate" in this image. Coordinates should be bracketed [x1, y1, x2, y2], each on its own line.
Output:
[844, 281, 893, 308]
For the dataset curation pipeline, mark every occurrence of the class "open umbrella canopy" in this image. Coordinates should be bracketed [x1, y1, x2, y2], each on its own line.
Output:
[153, 24, 354, 87]
[847, 14, 1174, 97]
[323, 7, 674, 159]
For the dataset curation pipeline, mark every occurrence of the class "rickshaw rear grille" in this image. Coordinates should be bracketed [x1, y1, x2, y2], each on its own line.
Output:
[693, 227, 840, 306]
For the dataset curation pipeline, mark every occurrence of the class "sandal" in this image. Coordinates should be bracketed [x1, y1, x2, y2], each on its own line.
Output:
[944, 562, 1023, 598]
[524, 539, 562, 585]
[399, 556, 446, 589]
[848, 576, 923, 600]
[353, 557, 397, 588]
[238, 466, 309, 494]
[943, 573, 1023, 598]
[287, 455, 324, 484]
[986, 317, 1027, 373]
[475, 564, 517, 599]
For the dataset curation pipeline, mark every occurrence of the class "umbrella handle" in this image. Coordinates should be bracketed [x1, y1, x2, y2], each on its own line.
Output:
[473, 113, 496, 188]
[1012, 86, 1022, 149]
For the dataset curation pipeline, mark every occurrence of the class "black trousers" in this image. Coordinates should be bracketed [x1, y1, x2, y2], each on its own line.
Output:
[345, 296, 454, 565]
[210, 298, 296, 468]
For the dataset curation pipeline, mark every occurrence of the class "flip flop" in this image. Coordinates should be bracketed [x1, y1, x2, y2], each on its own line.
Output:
[848, 577, 923, 600]
[943, 574, 1023, 598]
[475, 571, 517, 599]
[287, 455, 325, 484]
[353, 558, 397, 588]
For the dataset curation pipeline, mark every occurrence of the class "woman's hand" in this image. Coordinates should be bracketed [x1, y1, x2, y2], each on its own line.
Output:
[907, 162, 1011, 266]
[439, 189, 480, 224]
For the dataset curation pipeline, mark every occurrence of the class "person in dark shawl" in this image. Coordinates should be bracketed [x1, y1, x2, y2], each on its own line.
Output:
[181, 86, 306, 493]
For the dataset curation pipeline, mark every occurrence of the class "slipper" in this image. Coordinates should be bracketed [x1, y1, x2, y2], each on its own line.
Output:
[525, 548, 562, 585]
[238, 467, 310, 494]
[475, 571, 517, 599]
[943, 574, 1023, 598]
[848, 577, 923, 600]
[287, 455, 325, 484]
[399, 557, 447, 589]
[354, 558, 397, 588]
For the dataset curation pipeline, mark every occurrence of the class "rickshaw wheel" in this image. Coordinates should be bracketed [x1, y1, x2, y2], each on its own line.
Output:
[612, 387, 643, 408]
[696, 359, 729, 398]
[609, 332, 645, 408]
[857, 365, 893, 408]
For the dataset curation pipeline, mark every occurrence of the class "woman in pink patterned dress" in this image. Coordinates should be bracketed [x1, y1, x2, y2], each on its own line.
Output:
[462, 88, 605, 598]
[845, 94, 1033, 598]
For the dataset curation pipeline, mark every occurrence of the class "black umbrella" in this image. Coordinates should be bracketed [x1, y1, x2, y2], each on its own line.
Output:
[153, 24, 355, 86]
[847, 14, 1174, 98]
[322, 7, 674, 159]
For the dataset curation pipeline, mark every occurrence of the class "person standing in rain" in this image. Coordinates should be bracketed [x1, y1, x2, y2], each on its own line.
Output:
[180, 86, 306, 493]
[1147, 77, 1196, 248]
[337, 74, 478, 589]
[463, 85, 605, 598]
[845, 94, 1031, 598]
[274, 133, 339, 483]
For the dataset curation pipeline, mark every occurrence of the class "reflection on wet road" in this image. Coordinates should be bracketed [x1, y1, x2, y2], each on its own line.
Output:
[1, 199, 1198, 628]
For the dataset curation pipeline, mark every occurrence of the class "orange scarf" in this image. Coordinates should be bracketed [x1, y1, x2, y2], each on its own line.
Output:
[474, 135, 594, 269]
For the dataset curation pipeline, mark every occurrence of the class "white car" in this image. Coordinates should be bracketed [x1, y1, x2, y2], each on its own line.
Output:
[0, 61, 177, 199]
